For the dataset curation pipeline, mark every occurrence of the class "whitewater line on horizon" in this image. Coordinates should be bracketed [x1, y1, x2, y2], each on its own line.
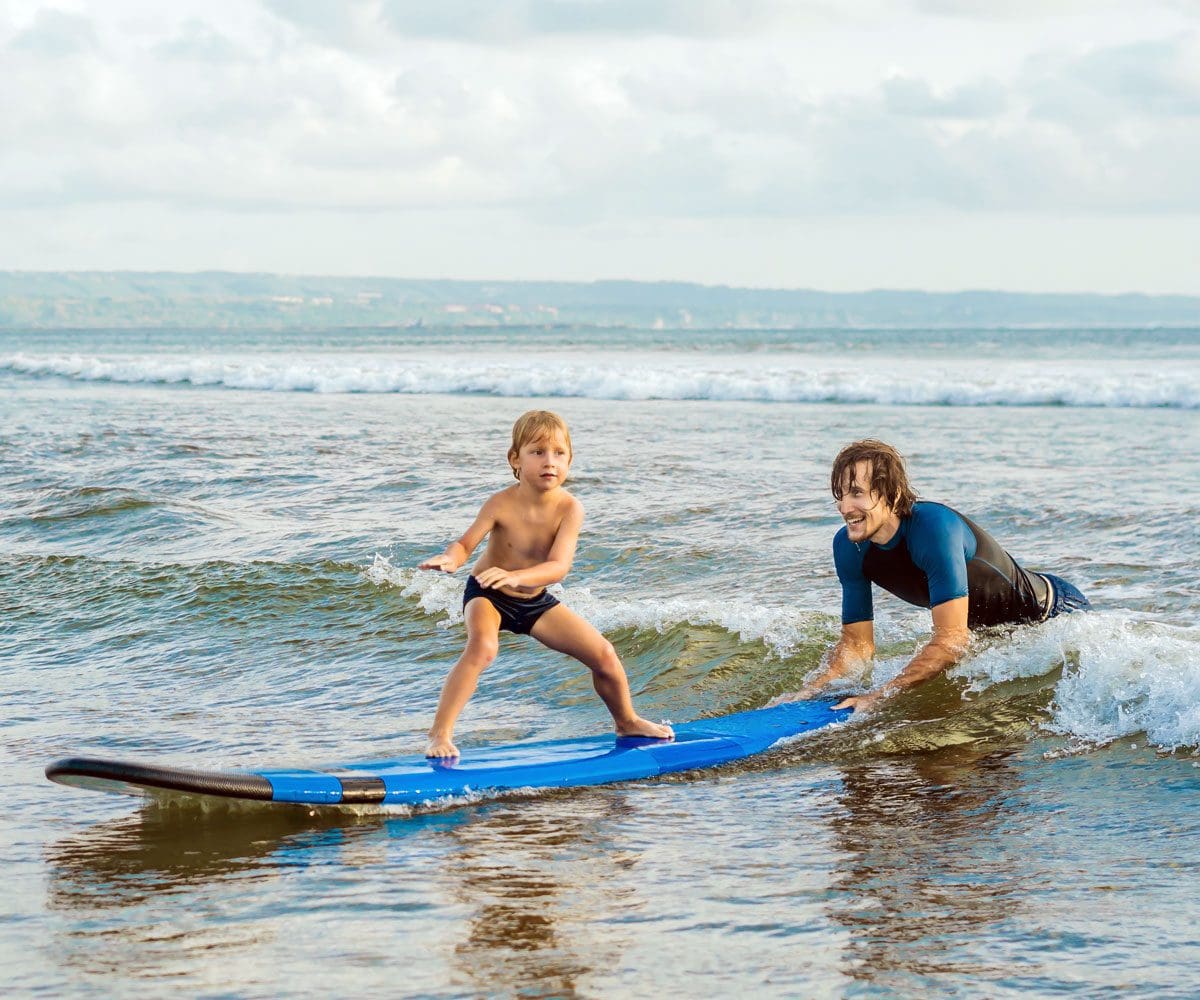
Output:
[3, 351, 1197, 409]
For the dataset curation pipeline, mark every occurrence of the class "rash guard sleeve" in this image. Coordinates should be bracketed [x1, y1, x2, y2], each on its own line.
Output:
[834, 527, 874, 624]
[905, 503, 975, 607]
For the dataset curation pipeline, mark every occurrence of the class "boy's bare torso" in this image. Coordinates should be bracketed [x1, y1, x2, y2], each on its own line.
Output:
[473, 484, 575, 597]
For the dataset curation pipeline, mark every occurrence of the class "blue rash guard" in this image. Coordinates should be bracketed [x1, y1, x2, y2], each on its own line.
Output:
[834, 501, 1051, 629]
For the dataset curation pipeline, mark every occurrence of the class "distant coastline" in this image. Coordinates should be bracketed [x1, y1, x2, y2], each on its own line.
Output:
[3, 271, 1199, 330]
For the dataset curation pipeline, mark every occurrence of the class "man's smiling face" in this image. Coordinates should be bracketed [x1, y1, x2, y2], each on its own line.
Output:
[836, 459, 899, 545]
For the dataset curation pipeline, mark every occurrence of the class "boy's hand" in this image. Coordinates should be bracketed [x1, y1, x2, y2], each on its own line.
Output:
[418, 554, 458, 572]
[473, 566, 521, 590]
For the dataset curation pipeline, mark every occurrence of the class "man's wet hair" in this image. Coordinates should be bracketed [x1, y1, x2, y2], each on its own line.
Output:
[831, 439, 918, 517]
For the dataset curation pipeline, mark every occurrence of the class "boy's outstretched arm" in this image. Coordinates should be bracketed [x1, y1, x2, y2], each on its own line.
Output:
[473, 498, 584, 590]
[418, 500, 497, 572]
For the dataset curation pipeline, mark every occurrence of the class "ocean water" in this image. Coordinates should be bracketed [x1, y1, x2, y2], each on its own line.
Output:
[2, 324, 1199, 997]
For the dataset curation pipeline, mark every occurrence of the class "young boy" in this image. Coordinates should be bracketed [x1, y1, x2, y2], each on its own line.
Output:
[418, 410, 673, 758]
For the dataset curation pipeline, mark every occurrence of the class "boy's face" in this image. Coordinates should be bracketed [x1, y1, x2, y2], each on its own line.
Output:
[515, 432, 572, 490]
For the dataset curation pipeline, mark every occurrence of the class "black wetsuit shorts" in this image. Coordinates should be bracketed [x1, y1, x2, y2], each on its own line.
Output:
[463, 576, 560, 634]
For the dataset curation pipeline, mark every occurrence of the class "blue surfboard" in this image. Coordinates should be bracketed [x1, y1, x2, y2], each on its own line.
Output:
[45, 699, 848, 808]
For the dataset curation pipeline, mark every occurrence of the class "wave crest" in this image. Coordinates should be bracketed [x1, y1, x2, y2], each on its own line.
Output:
[957, 613, 1200, 751]
[365, 554, 836, 652]
[6, 352, 1197, 408]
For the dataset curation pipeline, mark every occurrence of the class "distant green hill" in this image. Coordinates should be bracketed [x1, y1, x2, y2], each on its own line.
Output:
[1, 271, 1197, 329]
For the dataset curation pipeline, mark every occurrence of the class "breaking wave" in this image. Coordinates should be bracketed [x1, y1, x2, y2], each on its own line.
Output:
[4, 351, 1197, 408]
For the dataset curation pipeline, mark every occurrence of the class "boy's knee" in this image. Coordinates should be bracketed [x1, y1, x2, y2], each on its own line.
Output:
[466, 638, 499, 667]
[591, 640, 622, 675]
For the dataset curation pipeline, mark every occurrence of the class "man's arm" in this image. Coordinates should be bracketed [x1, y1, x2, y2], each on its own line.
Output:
[767, 526, 877, 705]
[835, 596, 969, 712]
[804, 620, 875, 694]
[769, 620, 874, 704]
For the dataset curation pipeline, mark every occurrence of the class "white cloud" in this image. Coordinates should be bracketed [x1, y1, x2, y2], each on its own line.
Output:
[1028, 35, 1200, 120]
[265, 0, 868, 46]
[883, 75, 1009, 119]
[9, 7, 98, 56]
[0, 1, 1197, 290]
[151, 18, 251, 64]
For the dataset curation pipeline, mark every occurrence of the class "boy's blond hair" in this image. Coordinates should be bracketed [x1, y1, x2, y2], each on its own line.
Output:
[508, 410, 573, 480]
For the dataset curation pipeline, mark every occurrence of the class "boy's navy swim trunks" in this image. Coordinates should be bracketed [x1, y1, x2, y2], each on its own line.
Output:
[463, 576, 560, 634]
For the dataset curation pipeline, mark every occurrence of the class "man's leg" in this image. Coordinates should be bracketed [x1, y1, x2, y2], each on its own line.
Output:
[1042, 573, 1092, 616]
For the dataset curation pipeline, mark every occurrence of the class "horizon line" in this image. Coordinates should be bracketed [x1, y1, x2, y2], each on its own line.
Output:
[2, 268, 1199, 300]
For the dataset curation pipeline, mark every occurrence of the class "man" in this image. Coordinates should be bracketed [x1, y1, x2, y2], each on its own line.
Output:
[795, 439, 1089, 713]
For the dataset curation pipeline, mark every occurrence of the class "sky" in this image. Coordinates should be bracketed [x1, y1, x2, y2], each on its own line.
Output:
[2, 0, 1198, 293]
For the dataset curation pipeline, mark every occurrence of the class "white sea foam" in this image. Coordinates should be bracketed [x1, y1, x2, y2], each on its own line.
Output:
[365, 553, 464, 627]
[558, 585, 836, 655]
[5, 351, 1198, 408]
[956, 612, 1200, 751]
[365, 554, 833, 655]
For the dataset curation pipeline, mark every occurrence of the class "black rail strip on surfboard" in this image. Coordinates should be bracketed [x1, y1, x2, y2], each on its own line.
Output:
[330, 774, 387, 804]
[45, 757, 391, 804]
[45, 756, 276, 801]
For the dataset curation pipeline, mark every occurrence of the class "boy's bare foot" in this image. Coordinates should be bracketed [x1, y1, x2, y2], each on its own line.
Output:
[616, 717, 674, 741]
[425, 734, 460, 759]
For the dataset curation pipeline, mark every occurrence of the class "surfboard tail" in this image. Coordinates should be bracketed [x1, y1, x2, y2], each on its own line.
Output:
[46, 756, 275, 800]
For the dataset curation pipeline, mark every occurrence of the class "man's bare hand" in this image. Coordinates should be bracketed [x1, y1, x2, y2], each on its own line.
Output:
[834, 689, 888, 713]
[767, 684, 822, 707]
